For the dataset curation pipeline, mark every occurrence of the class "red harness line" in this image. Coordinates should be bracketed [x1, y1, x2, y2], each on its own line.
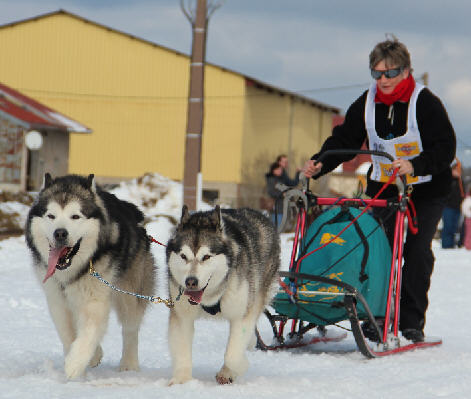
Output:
[406, 199, 418, 234]
[148, 235, 167, 247]
[279, 276, 295, 296]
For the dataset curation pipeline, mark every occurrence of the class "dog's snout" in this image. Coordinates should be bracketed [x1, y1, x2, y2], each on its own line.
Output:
[54, 228, 68, 242]
[185, 277, 198, 290]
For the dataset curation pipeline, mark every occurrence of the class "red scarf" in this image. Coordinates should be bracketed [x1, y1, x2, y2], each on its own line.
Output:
[375, 74, 415, 105]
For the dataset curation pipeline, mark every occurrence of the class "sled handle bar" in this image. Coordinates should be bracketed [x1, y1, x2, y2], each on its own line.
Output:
[315, 149, 394, 164]
[302, 149, 408, 192]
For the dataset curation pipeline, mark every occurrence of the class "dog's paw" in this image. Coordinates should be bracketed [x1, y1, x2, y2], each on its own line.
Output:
[119, 350, 139, 372]
[247, 332, 257, 351]
[119, 361, 139, 372]
[168, 369, 192, 386]
[88, 345, 103, 368]
[216, 366, 236, 385]
[64, 354, 87, 379]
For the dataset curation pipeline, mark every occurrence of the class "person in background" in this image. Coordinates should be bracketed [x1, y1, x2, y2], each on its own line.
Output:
[441, 158, 465, 248]
[276, 154, 301, 187]
[265, 162, 284, 226]
[461, 186, 471, 250]
[266, 161, 298, 227]
[302, 36, 456, 343]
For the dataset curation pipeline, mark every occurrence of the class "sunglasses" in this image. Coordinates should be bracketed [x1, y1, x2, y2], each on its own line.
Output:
[371, 67, 403, 80]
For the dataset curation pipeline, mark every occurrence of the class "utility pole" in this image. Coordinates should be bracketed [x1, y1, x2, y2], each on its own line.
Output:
[287, 97, 295, 176]
[180, 0, 222, 210]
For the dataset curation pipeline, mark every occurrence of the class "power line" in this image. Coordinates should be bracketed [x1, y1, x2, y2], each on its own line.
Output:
[16, 82, 371, 101]
[295, 82, 370, 94]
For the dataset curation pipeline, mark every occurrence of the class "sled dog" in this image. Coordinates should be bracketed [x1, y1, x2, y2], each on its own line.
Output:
[25, 174, 155, 379]
[166, 205, 280, 384]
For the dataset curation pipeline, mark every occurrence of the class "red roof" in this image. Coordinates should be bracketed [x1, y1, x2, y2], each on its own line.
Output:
[0, 82, 91, 133]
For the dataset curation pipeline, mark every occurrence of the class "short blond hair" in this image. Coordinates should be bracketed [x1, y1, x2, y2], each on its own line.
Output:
[369, 35, 411, 70]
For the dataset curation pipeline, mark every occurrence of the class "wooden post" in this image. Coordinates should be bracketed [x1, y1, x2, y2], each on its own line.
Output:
[183, 0, 207, 210]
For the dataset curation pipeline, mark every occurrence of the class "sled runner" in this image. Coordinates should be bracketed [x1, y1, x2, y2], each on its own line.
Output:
[256, 149, 442, 358]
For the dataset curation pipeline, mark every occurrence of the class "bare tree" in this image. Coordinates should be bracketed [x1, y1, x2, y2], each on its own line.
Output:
[180, 0, 223, 22]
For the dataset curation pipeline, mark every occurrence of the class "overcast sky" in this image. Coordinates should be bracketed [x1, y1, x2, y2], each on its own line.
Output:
[1, 0, 471, 164]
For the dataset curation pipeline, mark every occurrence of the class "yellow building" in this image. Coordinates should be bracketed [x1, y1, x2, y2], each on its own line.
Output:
[0, 10, 339, 206]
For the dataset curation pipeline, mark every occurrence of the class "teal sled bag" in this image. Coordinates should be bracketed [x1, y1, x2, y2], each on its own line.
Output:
[274, 206, 392, 326]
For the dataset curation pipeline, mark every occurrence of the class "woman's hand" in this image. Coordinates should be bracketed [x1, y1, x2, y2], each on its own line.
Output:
[392, 158, 414, 176]
[302, 159, 323, 178]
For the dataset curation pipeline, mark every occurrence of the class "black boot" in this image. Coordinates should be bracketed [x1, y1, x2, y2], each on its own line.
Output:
[361, 319, 384, 343]
[401, 328, 424, 343]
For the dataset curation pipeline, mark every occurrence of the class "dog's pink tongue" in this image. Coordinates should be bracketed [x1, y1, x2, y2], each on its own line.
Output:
[43, 247, 67, 283]
[184, 289, 204, 304]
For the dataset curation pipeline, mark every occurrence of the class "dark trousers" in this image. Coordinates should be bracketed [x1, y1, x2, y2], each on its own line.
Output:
[441, 206, 461, 248]
[374, 196, 445, 332]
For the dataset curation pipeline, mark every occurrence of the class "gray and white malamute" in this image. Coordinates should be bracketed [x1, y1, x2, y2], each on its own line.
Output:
[166, 205, 280, 384]
[25, 174, 155, 379]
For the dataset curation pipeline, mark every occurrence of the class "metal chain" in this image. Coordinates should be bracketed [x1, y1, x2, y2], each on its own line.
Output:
[88, 260, 179, 308]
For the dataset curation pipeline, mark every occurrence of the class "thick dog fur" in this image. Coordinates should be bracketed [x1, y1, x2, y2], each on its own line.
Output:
[166, 205, 280, 384]
[25, 174, 155, 379]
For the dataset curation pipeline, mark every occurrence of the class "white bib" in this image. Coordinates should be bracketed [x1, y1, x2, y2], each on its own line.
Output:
[365, 83, 432, 185]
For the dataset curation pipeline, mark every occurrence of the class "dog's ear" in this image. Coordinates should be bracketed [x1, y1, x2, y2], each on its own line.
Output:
[86, 174, 97, 193]
[42, 173, 53, 189]
[210, 205, 222, 230]
[180, 205, 190, 226]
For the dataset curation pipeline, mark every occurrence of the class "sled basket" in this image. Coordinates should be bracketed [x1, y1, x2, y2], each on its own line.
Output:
[274, 206, 392, 326]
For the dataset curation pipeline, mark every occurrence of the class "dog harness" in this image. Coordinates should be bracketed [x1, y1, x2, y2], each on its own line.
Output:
[365, 82, 432, 185]
[202, 301, 221, 315]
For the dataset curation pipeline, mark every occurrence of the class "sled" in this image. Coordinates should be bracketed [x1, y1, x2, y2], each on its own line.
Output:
[256, 149, 442, 358]
[255, 309, 349, 351]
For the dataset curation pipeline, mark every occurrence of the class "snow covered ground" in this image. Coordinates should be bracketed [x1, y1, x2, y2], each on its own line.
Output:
[1, 175, 470, 398]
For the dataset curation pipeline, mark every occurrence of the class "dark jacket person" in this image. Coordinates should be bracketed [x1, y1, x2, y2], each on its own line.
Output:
[302, 36, 456, 343]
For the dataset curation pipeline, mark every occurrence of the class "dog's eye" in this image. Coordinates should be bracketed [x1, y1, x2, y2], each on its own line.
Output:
[71, 215, 80, 220]
[47, 214, 55, 220]
[202, 254, 211, 262]
[180, 254, 187, 261]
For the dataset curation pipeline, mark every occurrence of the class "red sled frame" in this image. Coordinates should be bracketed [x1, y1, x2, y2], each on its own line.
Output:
[257, 150, 442, 357]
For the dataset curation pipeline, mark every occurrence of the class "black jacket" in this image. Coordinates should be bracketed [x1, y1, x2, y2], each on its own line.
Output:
[266, 171, 299, 212]
[266, 174, 283, 212]
[312, 87, 456, 200]
[280, 169, 300, 186]
[445, 177, 464, 209]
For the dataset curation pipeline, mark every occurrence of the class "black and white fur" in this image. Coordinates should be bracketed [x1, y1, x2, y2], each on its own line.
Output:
[25, 174, 155, 379]
[166, 205, 280, 384]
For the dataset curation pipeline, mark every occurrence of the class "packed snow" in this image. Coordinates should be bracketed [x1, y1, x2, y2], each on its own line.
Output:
[0, 173, 470, 398]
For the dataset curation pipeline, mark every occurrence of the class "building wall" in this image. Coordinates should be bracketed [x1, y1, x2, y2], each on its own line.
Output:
[0, 13, 248, 185]
[0, 117, 23, 190]
[0, 13, 189, 180]
[202, 65, 246, 183]
[28, 130, 69, 190]
[0, 115, 69, 191]
[0, 12, 337, 206]
[236, 84, 336, 207]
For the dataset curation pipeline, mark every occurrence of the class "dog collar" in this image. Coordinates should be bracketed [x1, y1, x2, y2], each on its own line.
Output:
[201, 301, 221, 315]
